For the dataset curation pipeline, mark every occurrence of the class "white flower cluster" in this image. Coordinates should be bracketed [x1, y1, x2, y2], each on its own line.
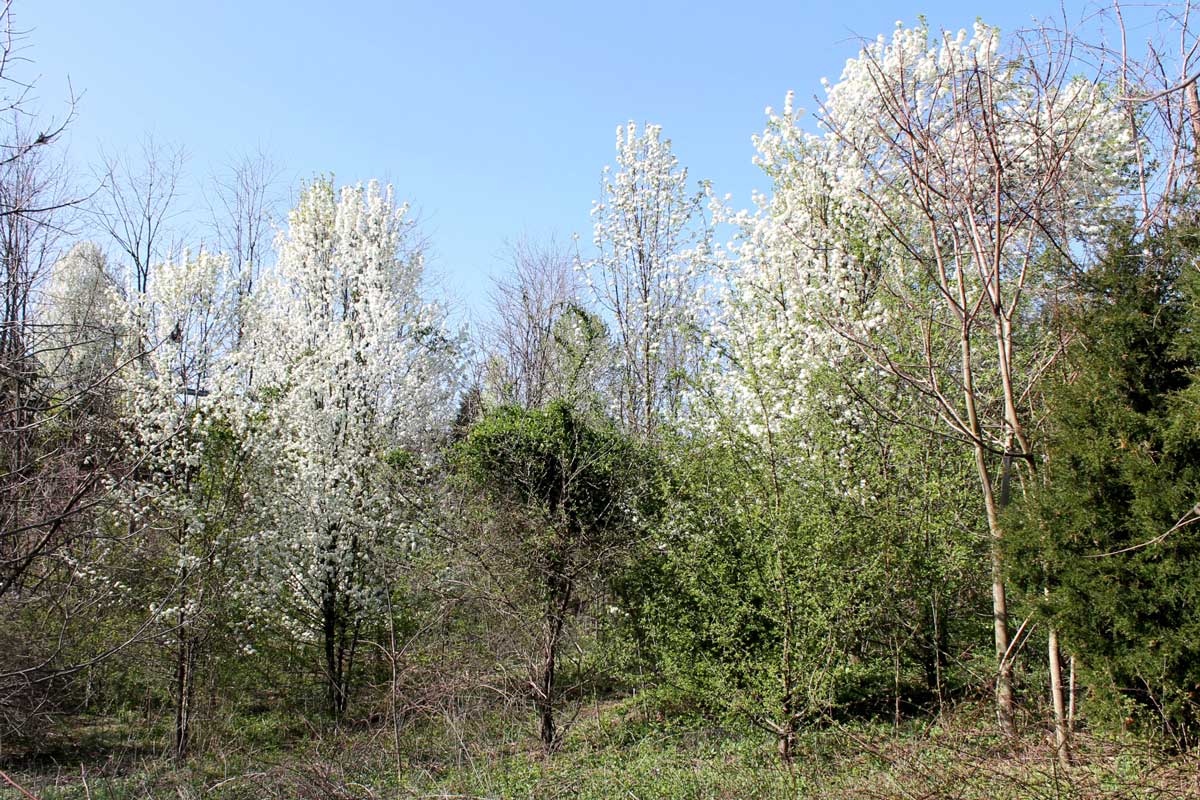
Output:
[689, 19, 1133, 493]
[43, 179, 463, 653]
[587, 122, 711, 432]
[237, 180, 462, 637]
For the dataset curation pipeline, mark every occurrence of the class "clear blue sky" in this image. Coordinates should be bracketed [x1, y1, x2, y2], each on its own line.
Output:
[25, 0, 1061, 318]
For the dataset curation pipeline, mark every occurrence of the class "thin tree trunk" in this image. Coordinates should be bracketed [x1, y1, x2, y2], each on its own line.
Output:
[929, 596, 946, 713]
[1185, 80, 1200, 158]
[173, 557, 196, 762]
[385, 593, 404, 783]
[893, 636, 902, 728]
[323, 589, 342, 718]
[1048, 626, 1071, 768]
[536, 622, 561, 751]
[777, 548, 798, 763]
[959, 293, 1017, 739]
[537, 652, 556, 751]
[1067, 656, 1076, 733]
[173, 632, 193, 762]
[974, 440, 1016, 738]
[537, 575, 571, 752]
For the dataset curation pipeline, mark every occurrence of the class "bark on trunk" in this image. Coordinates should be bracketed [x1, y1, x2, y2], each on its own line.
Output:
[173, 561, 197, 762]
[1185, 80, 1200, 158]
[1049, 627, 1071, 768]
[976, 442, 1016, 738]
[173, 634, 195, 762]
[960, 306, 1017, 738]
[323, 589, 345, 718]
[537, 653, 557, 751]
[537, 572, 571, 752]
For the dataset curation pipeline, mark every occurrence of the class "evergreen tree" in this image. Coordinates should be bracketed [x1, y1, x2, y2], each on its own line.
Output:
[1007, 225, 1200, 746]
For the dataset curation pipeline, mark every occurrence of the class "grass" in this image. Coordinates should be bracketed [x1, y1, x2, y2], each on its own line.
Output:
[6, 699, 1200, 799]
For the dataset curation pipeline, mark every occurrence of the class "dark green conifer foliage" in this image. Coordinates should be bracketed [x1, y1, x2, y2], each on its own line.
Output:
[1006, 226, 1200, 745]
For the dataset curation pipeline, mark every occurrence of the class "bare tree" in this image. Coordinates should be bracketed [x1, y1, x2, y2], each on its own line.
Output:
[94, 136, 186, 295]
[0, 0, 88, 608]
[1097, 1, 1200, 229]
[0, 4, 144, 736]
[484, 236, 581, 409]
[206, 148, 280, 343]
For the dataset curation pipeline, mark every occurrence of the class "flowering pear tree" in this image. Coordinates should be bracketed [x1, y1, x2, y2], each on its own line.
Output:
[114, 248, 247, 759]
[40, 243, 127, 390]
[244, 179, 460, 717]
[588, 122, 710, 438]
[740, 20, 1131, 744]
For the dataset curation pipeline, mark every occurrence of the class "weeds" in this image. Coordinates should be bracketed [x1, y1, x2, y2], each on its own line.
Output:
[7, 700, 1200, 800]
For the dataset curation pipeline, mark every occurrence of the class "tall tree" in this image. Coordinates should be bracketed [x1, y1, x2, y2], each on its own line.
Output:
[588, 122, 709, 438]
[739, 21, 1130, 737]
[243, 179, 460, 717]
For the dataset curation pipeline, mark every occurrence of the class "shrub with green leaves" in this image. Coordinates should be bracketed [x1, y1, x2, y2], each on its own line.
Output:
[453, 400, 658, 749]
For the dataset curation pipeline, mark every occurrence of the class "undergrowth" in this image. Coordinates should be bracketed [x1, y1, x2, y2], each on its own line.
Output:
[6, 700, 1199, 799]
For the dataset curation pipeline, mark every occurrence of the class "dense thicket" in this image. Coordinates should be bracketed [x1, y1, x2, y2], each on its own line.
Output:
[3, 2, 1200, 788]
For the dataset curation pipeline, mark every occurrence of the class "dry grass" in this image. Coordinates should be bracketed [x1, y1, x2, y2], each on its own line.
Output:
[6, 701, 1200, 799]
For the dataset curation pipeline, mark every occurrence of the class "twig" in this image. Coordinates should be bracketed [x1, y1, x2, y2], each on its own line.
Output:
[0, 769, 42, 800]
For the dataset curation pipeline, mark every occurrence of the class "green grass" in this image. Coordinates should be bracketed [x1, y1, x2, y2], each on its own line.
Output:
[7, 700, 1200, 799]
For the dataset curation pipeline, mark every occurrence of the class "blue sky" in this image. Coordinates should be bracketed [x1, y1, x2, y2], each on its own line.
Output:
[26, 0, 1061, 318]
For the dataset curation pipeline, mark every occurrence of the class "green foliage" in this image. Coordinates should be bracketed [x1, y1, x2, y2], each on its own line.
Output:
[452, 400, 659, 746]
[623, 394, 988, 742]
[454, 400, 657, 554]
[1006, 225, 1200, 745]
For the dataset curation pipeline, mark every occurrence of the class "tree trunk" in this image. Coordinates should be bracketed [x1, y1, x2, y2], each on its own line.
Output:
[974, 441, 1016, 738]
[960, 306, 1017, 739]
[173, 561, 197, 762]
[1185, 80, 1200, 159]
[893, 640, 902, 728]
[1049, 627, 1071, 768]
[537, 652, 556, 751]
[323, 589, 344, 718]
[173, 632, 195, 762]
[924, 596, 947, 713]
[320, 530, 358, 719]
[536, 574, 571, 752]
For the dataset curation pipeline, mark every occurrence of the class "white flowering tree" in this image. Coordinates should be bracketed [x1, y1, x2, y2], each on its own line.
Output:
[114, 248, 247, 760]
[244, 179, 459, 717]
[40, 243, 127, 391]
[588, 123, 710, 438]
[681, 191, 980, 756]
[735, 20, 1131, 746]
